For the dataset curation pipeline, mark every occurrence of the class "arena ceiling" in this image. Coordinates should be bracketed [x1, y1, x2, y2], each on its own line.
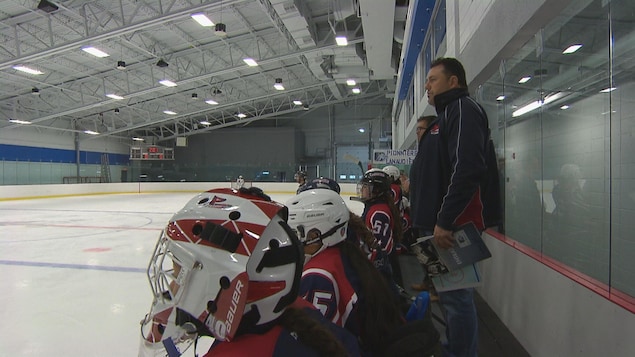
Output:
[0, 0, 406, 144]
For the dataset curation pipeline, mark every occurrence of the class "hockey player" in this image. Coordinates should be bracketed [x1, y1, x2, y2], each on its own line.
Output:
[286, 189, 404, 356]
[235, 175, 245, 188]
[358, 169, 403, 285]
[138, 187, 360, 357]
[294, 170, 308, 194]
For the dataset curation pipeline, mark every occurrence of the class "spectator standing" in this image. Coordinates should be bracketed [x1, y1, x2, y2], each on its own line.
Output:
[409, 57, 500, 357]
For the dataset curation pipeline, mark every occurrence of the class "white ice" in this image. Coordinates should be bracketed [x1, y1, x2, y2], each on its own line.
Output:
[0, 191, 364, 357]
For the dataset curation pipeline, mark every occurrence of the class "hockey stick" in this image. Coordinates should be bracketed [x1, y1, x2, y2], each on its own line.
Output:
[343, 154, 365, 175]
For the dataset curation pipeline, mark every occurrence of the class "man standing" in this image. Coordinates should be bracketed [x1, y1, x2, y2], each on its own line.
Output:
[409, 57, 500, 357]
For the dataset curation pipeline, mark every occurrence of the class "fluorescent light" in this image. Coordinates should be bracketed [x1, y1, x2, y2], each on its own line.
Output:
[106, 93, 124, 100]
[563, 44, 583, 54]
[9, 119, 32, 124]
[293, 100, 303, 105]
[159, 79, 177, 87]
[200, 121, 211, 125]
[512, 100, 542, 117]
[81, 46, 109, 58]
[335, 36, 348, 46]
[243, 58, 258, 67]
[543, 92, 564, 104]
[205, 99, 218, 105]
[346, 79, 356, 86]
[560, 105, 570, 110]
[132, 137, 145, 141]
[496, 95, 505, 101]
[512, 92, 566, 117]
[84, 130, 100, 135]
[191, 13, 214, 27]
[518, 76, 531, 84]
[236, 113, 247, 118]
[352, 87, 361, 94]
[13, 65, 43, 75]
[599, 87, 616, 93]
[163, 110, 177, 115]
[273, 78, 285, 90]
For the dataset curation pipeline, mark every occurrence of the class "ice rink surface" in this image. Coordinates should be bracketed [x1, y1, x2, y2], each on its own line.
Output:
[0, 191, 364, 357]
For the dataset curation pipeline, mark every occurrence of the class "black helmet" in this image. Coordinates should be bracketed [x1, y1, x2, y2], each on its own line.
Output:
[358, 169, 390, 198]
[294, 171, 307, 180]
[299, 177, 341, 194]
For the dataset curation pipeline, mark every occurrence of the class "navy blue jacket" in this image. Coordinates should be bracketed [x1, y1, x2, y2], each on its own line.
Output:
[409, 88, 500, 232]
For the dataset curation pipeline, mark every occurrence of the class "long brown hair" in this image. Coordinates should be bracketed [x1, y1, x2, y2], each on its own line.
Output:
[339, 240, 403, 354]
[278, 307, 349, 357]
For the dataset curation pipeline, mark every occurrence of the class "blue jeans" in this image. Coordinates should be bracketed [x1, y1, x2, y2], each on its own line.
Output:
[438, 288, 478, 357]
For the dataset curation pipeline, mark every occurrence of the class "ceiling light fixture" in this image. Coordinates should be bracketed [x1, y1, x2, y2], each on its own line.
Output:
[37, 0, 59, 13]
[13, 65, 43, 75]
[205, 99, 218, 105]
[358, 128, 365, 133]
[84, 130, 100, 135]
[9, 119, 32, 125]
[346, 79, 356, 86]
[163, 110, 177, 115]
[352, 87, 361, 94]
[200, 121, 211, 125]
[82, 46, 109, 58]
[31, 87, 40, 95]
[215, 23, 227, 37]
[236, 113, 247, 119]
[191, 13, 214, 27]
[518, 76, 531, 84]
[293, 100, 303, 105]
[156, 59, 169, 68]
[599, 87, 616, 93]
[106, 93, 124, 100]
[496, 95, 505, 101]
[335, 36, 348, 46]
[563, 44, 583, 54]
[191, 93, 198, 100]
[560, 105, 570, 110]
[159, 79, 177, 87]
[114, 108, 120, 114]
[273, 78, 285, 90]
[132, 137, 144, 141]
[303, 104, 310, 111]
[243, 58, 258, 67]
[116, 60, 126, 70]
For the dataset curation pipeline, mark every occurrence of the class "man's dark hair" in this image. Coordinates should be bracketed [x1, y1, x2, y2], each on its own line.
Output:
[431, 57, 468, 88]
[417, 115, 436, 126]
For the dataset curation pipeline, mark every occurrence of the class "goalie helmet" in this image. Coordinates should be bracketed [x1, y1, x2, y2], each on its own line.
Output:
[382, 165, 400, 182]
[139, 188, 303, 356]
[285, 189, 349, 259]
[357, 168, 391, 200]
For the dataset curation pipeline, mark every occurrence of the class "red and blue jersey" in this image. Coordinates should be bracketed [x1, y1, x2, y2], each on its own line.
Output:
[300, 246, 361, 336]
[361, 200, 395, 255]
[206, 298, 361, 356]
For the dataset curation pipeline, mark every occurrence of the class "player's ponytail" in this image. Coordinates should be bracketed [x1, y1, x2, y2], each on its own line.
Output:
[278, 307, 349, 357]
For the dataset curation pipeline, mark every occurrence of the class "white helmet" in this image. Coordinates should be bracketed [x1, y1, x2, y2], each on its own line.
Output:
[139, 188, 302, 355]
[285, 189, 349, 254]
[382, 165, 400, 182]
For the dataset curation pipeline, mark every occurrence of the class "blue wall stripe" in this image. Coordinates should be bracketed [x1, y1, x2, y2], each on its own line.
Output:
[0, 143, 129, 165]
[397, 0, 436, 100]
